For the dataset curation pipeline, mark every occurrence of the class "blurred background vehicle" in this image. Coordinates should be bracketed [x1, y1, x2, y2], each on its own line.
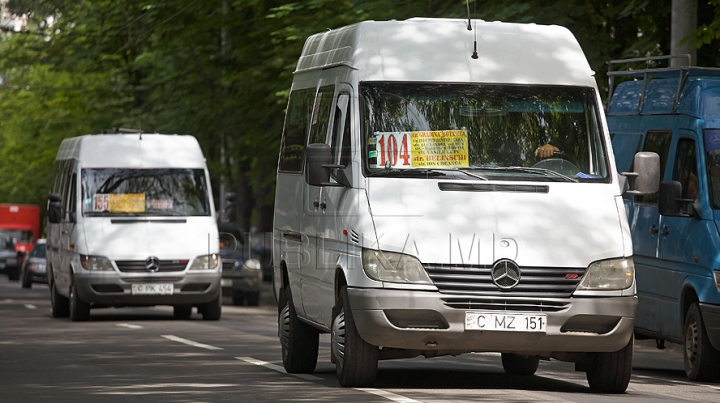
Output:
[21, 239, 47, 289]
[0, 236, 20, 281]
[218, 223, 263, 306]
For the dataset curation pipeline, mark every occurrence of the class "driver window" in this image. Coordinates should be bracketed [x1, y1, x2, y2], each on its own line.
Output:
[673, 138, 699, 200]
[331, 93, 351, 167]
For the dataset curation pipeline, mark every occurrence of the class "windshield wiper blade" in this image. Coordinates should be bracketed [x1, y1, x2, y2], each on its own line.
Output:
[368, 169, 447, 177]
[505, 167, 578, 182]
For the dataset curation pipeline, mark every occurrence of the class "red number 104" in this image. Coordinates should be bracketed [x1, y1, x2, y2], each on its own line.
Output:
[377, 133, 410, 167]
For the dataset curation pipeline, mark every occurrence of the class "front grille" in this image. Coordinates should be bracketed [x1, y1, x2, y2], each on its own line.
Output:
[424, 263, 585, 299]
[115, 260, 188, 273]
[442, 298, 570, 312]
[222, 259, 237, 271]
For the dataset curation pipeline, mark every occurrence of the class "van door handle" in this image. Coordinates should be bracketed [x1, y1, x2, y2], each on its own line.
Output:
[649, 225, 658, 235]
[659, 225, 669, 236]
[61, 230, 69, 235]
[312, 200, 327, 210]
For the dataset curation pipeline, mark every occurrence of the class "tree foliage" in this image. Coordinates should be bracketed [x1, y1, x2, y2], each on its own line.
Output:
[0, 0, 714, 230]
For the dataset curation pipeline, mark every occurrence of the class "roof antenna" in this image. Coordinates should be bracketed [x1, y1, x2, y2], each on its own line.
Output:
[467, 0, 478, 59]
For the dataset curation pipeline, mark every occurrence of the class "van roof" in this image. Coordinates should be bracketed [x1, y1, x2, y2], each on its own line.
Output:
[55, 133, 207, 168]
[296, 18, 595, 87]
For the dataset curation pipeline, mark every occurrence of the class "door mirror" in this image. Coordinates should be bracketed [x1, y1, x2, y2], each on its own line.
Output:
[622, 152, 660, 195]
[48, 193, 63, 224]
[658, 180, 701, 219]
[305, 143, 346, 187]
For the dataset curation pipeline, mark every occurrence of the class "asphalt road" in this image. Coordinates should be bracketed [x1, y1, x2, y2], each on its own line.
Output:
[1, 276, 719, 403]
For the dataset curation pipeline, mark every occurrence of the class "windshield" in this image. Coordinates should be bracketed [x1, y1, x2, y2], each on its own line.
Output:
[81, 168, 210, 217]
[31, 243, 46, 258]
[0, 229, 33, 244]
[361, 83, 610, 182]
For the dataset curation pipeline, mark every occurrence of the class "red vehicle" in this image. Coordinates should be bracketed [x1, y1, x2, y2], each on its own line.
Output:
[0, 204, 40, 280]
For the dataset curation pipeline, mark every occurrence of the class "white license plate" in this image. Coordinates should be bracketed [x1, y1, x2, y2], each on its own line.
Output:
[465, 312, 546, 332]
[221, 279, 232, 287]
[131, 283, 173, 295]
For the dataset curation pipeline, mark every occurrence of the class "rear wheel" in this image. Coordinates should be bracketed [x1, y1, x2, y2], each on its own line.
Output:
[585, 335, 633, 393]
[683, 303, 720, 381]
[21, 269, 32, 289]
[50, 282, 69, 318]
[174, 305, 193, 320]
[332, 286, 378, 387]
[501, 353, 539, 376]
[69, 283, 91, 322]
[279, 286, 319, 373]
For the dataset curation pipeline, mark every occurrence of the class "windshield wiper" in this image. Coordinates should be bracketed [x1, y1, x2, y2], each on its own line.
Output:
[469, 166, 578, 182]
[368, 169, 448, 178]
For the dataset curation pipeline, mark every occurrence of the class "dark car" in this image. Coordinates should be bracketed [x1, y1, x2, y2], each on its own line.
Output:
[21, 239, 47, 288]
[218, 223, 263, 306]
[0, 236, 20, 281]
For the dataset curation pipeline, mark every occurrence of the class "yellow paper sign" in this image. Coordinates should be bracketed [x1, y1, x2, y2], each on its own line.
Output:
[109, 194, 146, 213]
[410, 130, 469, 168]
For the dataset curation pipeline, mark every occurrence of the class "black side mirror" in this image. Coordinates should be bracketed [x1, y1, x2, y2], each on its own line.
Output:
[47, 193, 63, 224]
[622, 152, 660, 195]
[305, 143, 348, 187]
[658, 180, 701, 219]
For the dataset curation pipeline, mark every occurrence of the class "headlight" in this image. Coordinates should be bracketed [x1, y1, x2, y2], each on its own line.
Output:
[189, 254, 219, 270]
[7, 258, 17, 266]
[80, 255, 114, 271]
[576, 257, 634, 291]
[362, 249, 432, 284]
[714, 270, 720, 293]
[243, 259, 262, 270]
[30, 262, 47, 272]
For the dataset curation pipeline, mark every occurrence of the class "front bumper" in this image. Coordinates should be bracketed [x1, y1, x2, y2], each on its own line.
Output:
[349, 288, 636, 354]
[221, 270, 262, 294]
[73, 272, 221, 306]
[700, 303, 720, 351]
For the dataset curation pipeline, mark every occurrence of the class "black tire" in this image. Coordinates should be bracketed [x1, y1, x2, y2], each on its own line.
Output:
[232, 292, 245, 306]
[7, 268, 20, 281]
[21, 269, 32, 289]
[51, 282, 70, 318]
[245, 291, 260, 306]
[683, 303, 720, 381]
[174, 305, 193, 320]
[501, 353, 539, 376]
[332, 285, 378, 387]
[201, 294, 222, 320]
[585, 335, 633, 393]
[69, 283, 90, 322]
[279, 286, 319, 373]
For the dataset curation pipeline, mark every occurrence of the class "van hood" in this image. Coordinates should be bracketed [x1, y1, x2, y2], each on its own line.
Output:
[364, 178, 628, 268]
[77, 218, 219, 260]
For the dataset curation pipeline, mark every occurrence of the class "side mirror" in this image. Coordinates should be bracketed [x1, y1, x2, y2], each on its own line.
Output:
[47, 193, 63, 224]
[305, 143, 347, 187]
[658, 180, 701, 219]
[622, 152, 660, 195]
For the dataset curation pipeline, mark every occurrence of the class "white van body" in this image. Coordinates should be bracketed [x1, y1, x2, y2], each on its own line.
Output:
[47, 133, 222, 321]
[274, 18, 648, 393]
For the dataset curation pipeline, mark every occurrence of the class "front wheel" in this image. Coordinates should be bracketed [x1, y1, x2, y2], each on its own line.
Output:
[279, 286, 319, 373]
[585, 335, 633, 393]
[50, 282, 69, 318]
[21, 269, 32, 289]
[332, 286, 378, 387]
[684, 303, 720, 381]
[501, 353, 539, 376]
[69, 283, 91, 322]
[200, 294, 222, 320]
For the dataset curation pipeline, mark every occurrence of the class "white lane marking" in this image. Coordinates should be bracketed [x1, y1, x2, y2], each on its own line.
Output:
[237, 357, 422, 402]
[236, 357, 322, 381]
[161, 335, 223, 350]
[117, 323, 142, 329]
[24, 304, 37, 310]
[356, 388, 421, 403]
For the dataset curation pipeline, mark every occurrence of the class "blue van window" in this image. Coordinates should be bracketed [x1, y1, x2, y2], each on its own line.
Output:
[673, 138, 699, 201]
[704, 129, 720, 208]
[637, 130, 672, 204]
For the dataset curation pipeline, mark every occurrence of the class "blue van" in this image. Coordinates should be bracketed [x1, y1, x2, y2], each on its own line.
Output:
[607, 55, 720, 381]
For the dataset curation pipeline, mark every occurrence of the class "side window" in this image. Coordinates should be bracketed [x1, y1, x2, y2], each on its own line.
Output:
[308, 85, 335, 145]
[673, 138, 699, 200]
[331, 93, 352, 167]
[67, 173, 77, 218]
[637, 130, 672, 204]
[279, 89, 315, 173]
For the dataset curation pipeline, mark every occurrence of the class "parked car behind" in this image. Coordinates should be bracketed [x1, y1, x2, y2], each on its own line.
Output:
[0, 236, 19, 281]
[218, 223, 262, 306]
[21, 239, 47, 288]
